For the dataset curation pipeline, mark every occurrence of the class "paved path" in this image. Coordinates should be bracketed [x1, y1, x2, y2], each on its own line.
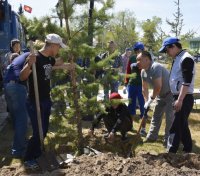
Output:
[1, 89, 199, 131]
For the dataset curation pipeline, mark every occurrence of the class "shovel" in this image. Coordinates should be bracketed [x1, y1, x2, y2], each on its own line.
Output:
[137, 107, 149, 135]
[30, 41, 59, 172]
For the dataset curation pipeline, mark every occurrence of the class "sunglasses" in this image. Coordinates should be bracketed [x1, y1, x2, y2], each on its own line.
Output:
[164, 44, 174, 52]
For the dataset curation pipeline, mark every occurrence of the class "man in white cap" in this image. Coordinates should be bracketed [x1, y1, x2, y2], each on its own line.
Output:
[159, 37, 195, 153]
[20, 33, 74, 168]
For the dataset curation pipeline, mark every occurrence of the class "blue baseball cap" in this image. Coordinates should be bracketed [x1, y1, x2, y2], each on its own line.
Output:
[133, 42, 144, 50]
[159, 37, 180, 53]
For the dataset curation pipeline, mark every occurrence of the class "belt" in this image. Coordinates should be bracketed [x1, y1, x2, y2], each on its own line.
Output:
[9, 80, 18, 84]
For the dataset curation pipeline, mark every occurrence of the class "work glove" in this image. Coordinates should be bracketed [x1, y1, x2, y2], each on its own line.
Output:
[144, 97, 154, 110]
[130, 62, 137, 69]
[123, 86, 127, 94]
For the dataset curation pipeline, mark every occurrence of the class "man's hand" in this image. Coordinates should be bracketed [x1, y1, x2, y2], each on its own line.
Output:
[107, 132, 115, 142]
[123, 86, 127, 94]
[173, 99, 183, 112]
[27, 53, 36, 68]
[63, 63, 76, 71]
[88, 129, 94, 136]
[144, 98, 154, 109]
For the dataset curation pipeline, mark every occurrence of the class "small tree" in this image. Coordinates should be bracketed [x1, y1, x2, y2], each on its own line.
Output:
[166, 0, 183, 37]
[141, 17, 162, 52]
[108, 10, 138, 51]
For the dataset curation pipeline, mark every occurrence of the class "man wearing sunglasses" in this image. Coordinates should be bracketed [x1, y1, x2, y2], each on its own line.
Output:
[159, 37, 196, 153]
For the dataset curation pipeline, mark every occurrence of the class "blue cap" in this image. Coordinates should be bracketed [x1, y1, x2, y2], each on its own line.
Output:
[133, 42, 144, 50]
[159, 37, 180, 53]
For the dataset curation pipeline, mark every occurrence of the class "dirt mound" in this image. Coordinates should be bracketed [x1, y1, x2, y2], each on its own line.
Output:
[1, 152, 200, 176]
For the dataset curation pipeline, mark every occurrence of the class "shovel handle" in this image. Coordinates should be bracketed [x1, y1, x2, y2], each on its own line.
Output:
[29, 41, 44, 149]
[137, 108, 149, 134]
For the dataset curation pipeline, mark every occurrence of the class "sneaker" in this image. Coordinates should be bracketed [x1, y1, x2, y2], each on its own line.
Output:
[24, 160, 39, 170]
[140, 128, 147, 137]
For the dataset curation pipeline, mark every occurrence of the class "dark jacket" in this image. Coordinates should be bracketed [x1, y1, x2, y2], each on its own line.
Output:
[91, 103, 132, 133]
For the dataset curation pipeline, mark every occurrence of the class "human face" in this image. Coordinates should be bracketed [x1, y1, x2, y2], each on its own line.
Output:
[51, 43, 61, 57]
[134, 49, 142, 56]
[126, 50, 132, 57]
[136, 53, 149, 70]
[12, 43, 21, 53]
[165, 44, 177, 57]
[108, 42, 116, 53]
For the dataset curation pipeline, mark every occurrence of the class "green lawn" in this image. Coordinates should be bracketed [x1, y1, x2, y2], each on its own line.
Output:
[195, 62, 200, 88]
[0, 62, 200, 168]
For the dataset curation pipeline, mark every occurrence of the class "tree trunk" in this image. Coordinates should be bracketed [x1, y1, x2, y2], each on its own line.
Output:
[63, 0, 71, 40]
[88, 0, 94, 46]
[69, 54, 84, 154]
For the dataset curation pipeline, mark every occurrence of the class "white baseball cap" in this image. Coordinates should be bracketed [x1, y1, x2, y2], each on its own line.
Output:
[45, 33, 67, 48]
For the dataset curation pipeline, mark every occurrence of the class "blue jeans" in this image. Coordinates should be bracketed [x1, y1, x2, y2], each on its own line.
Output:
[128, 85, 145, 117]
[24, 98, 52, 161]
[4, 82, 28, 157]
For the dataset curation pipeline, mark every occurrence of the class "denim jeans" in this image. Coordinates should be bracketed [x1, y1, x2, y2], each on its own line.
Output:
[128, 85, 145, 117]
[24, 98, 52, 161]
[4, 82, 28, 157]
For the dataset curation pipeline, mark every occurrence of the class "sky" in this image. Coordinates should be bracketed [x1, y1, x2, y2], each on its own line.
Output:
[9, 0, 200, 36]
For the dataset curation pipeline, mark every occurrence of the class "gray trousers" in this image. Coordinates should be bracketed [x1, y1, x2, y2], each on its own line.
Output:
[146, 93, 174, 142]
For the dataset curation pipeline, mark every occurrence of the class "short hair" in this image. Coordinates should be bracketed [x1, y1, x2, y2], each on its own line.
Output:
[141, 51, 152, 61]
[174, 42, 182, 49]
[10, 39, 20, 52]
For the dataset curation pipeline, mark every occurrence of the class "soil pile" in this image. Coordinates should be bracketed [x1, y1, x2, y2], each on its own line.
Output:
[1, 152, 200, 176]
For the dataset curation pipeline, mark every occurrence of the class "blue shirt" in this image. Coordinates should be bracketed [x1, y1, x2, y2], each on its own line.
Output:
[3, 52, 30, 84]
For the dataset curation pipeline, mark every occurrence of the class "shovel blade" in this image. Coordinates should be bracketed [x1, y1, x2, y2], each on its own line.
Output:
[36, 151, 60, 172]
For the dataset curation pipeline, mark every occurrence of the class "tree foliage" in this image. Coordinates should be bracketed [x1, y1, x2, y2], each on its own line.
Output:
[108, 10, 138, 52]
[166, 0, 183, 37]
[141, 17, 162, 51]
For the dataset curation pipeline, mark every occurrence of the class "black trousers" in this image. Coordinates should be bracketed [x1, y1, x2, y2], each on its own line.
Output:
[168, 94, 194, 153]
[103, 115, 132, 136]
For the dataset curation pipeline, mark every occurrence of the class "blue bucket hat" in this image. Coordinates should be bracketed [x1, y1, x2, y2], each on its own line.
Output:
[133, 42, 144, 50]
[159, 37, 180, 53]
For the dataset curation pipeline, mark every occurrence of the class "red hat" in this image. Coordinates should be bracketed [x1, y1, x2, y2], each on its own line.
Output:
[109, 92, 122, 100]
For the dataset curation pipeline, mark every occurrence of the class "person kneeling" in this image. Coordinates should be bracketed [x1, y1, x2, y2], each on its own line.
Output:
[88, 92, 132, 143]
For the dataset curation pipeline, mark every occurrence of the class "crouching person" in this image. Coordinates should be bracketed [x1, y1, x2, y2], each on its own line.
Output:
[88, 92, 132, 143]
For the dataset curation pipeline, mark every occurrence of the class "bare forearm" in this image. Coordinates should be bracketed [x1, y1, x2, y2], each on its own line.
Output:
[142, 88, 149, 101]
[151, 86, 161, 99]
[19, 64, 32, 81]
[178, 85, 189, 102]
[52, 63, 73, 70]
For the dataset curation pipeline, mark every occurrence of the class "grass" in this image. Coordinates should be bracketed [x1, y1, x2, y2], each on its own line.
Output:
[0, 63, 200, 168]
[1, 107, 200, 168]
[194, 62, 200, 88]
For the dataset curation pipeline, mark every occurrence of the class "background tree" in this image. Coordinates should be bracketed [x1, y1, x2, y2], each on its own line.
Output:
[107, 10, 138, 51]
[141, 17, 162, 52]
[166, 0, 183, 37]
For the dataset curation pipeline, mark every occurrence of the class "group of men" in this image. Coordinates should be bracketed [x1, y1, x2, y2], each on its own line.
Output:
[90, 37, 195, 155]
[0, 34, 195, 169]
[2, 33, 74, 168]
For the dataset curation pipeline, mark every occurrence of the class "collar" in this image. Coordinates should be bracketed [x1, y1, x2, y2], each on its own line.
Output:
[176, 49, 186, 58]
